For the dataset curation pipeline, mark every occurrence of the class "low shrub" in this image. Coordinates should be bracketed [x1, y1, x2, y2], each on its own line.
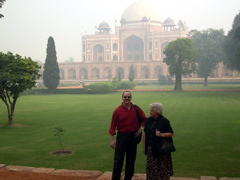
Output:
[158, 75, 167, 85]
[87, 82, 115, 94]
[117, 81, 136, 90]
[22, 88, 91, 95]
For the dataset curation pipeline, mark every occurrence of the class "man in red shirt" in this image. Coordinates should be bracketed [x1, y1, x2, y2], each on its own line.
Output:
[109, 91, 146, 180]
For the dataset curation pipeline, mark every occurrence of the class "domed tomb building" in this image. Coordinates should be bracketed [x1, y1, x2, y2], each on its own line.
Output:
[53, 0, 236, 82]
[79, 0, 188, 81]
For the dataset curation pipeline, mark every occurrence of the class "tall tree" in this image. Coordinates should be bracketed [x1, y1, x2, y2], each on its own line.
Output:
[0, 52, 40, 124]
[190, 29, 226, 86]
[224, 12, 240, 73]
[163, 38, 197, 91]
[128, 64, 135, 81]
[0, 0, 6, 18]
[43, 36, 60, 92]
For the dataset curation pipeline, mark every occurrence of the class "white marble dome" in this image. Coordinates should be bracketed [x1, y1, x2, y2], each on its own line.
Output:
[121, 0, 162, 23]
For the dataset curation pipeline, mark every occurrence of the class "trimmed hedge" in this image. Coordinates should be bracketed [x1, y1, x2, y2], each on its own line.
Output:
[87, 81, 136, 94]
[87, 82, 115, 94]
[22, 88, 91, 95]
[117, 81, 136, 89]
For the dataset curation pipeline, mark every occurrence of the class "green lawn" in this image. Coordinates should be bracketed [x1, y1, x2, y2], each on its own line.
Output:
[0, 90, 240, 178]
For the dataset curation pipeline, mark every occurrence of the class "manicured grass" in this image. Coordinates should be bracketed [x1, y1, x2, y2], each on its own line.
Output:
[0, 90, 240, 178]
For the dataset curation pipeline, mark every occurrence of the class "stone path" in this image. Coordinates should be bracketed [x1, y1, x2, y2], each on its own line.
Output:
[0, 164, 239, 180]
[117, 89, 240, 92]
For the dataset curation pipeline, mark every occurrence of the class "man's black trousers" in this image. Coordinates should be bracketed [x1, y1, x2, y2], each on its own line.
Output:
[112, 132, 138, 180]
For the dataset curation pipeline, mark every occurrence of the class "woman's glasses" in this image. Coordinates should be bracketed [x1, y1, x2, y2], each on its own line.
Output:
[123, 96, 131, 99]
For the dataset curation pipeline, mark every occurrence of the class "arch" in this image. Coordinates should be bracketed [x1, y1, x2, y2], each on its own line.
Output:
[154, 66, 163, 78]
[123, 35, 144, 60]
[161, 41, 169, 59]
[113, 43, 118, 51]
[91, 67, 100, 79]
[103, 67, 112, 79]
[141, 66, 150, 79]
[68, 68, 76, 80]
[116, 67, 125, 79]
[149, 53, 152, 60]
[149, 41, 152, 50]
[80, 68, 88, 80]
[59, 68, 65, 80]
[93, 44, 104, 62]
[113, 55, 118, 61]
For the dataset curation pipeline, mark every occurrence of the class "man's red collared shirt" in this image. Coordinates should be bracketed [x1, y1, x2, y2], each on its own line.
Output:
[109, 103, 146, 135]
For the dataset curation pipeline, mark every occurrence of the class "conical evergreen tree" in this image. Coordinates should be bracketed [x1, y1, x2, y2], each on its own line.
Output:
[128, 64, 135, 81]
[43, 36, 60, 92]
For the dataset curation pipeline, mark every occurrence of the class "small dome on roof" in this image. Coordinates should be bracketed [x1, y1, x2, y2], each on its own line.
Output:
[164, 17, 175, 26]
[98, 21, 110, 29]
[178, 20, 184, 26]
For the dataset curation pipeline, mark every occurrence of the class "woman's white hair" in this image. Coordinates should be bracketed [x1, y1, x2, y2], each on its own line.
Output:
[150, 103, 163, 114]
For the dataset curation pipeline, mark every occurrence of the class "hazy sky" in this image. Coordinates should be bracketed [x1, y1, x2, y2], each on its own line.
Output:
[0, 0, 239, 62]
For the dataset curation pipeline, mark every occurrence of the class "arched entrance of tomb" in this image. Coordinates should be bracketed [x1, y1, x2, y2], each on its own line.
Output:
[113, 55, 118, 61]
[123, 35, 144, 60]
[103, 67, 112, 79]
[141, 66, 150, 79]
[91, 67, 100, 79]
[68, 68, 76, 80]
[113, 43, 118, 51]
[93, 44, 104, 62]
[154, 66, 163, 78]
[80, 68, 88, 80]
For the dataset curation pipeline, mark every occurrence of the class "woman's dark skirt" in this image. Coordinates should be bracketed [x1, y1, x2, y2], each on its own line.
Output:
[146, 146, 173, 180]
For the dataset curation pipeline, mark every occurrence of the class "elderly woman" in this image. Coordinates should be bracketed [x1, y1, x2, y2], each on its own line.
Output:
[143, 103, 175, 180]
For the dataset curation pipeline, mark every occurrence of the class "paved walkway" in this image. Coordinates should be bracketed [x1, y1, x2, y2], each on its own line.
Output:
[0, 164, 239, 180]
[117, 89, 240, 92]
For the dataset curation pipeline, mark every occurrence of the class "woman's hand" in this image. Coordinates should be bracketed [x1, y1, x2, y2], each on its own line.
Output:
[155, 130, 164, 137]
[156, 130, 174, 138]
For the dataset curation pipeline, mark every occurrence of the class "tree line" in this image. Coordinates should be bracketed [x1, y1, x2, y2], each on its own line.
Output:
[163, 13, 240, 90]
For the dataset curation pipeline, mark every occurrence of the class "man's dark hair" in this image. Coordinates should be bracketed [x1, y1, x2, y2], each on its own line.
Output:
[122, 91, 132, 97]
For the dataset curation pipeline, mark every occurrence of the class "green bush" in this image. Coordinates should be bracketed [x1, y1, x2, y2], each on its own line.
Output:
[117, 81, 136, 89]
[22, 88, 90, 95]
[88, 82, 115, 94]
[166, 75, 174, 85]
[158, 75, 167, 85]
[158, 75, 174, 85]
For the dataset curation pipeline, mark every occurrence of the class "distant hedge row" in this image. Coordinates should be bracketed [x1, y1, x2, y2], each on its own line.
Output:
[23, 88, 91, 95]
[23, 81, 136, 95]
